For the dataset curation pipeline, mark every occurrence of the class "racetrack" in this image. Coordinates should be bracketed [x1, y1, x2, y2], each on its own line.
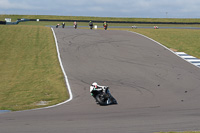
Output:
[1, 29, 200, 133]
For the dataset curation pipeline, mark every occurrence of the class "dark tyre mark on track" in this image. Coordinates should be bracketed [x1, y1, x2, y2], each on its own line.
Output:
[1, 29, 200, 133]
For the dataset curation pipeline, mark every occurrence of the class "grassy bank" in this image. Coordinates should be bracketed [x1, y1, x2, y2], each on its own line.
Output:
[18, 21, 200, 28]
[1, 15, 200, 112]
[0, 25, 68, 111]
[1, 14, 200, 28]
[1, 14, 200, 23]
[127, 28, 200, 58]
[0, 15, 200, 133]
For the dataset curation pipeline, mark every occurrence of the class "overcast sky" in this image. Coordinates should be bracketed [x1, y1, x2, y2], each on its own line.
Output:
[0, 0, 200, 18]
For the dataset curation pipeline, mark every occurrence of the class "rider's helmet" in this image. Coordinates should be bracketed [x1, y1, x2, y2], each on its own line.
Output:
[92, 82, 98, 89]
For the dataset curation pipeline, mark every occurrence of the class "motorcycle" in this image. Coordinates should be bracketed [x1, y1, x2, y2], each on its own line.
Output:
[89, 22, 93, 30]
[89, 25, 93, 30]
[73, 21, 77, 29]
[74, 24, 77, 29]
[91, 87, 117, 106]
[104, 25, 108, 30]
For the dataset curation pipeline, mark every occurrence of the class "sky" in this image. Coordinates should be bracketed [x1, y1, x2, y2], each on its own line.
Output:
[0, 0, 200, 18]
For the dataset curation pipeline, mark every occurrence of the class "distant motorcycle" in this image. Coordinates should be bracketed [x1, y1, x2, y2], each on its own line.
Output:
[91, 87, 117, 106]
[89, 25, 93, 29]
[103, 22, 108, 30]
[74, 21, 77, 29]
[89, 21, 93, 30]
[74, 24, 77, 29]
[104, 25, 108, 30]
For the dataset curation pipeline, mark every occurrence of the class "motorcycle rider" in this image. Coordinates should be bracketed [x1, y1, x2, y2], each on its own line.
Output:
[90, 82, 108, 97]
[56, 23, 59, 28]
[90, 82, 117, 105]
[62, 22, 65, 28]
[89, 21, 93, 29]
[73, 21, 77, 29]
[103, 21, 108, 30]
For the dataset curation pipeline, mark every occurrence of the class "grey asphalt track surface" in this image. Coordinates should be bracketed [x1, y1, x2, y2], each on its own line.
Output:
[49, 25, 200, 30]
[1, 29, 200, 133]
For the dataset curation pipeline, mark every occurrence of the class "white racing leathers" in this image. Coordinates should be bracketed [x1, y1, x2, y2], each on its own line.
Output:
[90, 85, 107, 94]
[90, 85, 117, 105]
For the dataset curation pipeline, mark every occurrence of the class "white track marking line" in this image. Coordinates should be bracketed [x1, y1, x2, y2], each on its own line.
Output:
[34, 28, 73, 109]
[7, 28, 73, 113]
[128, 31, 200, 69]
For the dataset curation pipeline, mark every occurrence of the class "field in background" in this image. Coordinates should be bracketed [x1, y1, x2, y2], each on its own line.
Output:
[128, 28, 200, 58]
[0, 25, 68, 111]
[1, 14, 200, 23]
[1, 15, 200, 28]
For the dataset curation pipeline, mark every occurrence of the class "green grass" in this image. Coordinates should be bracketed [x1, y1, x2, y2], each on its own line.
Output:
[127, 28, 200, 58]
[0, 25, 68, 111]
[18, 21, 200, 28]
[2, 14, 200, 28]
[1, 15, 200, 112]
[0, 15, 200, 133]
[1, 14, 200, 23]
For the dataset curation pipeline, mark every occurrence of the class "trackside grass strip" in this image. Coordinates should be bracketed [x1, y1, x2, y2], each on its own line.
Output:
[0, 25, 68, 111]
[127, 28, 200, 59]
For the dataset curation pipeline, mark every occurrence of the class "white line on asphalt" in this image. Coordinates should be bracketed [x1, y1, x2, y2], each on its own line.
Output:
[129, 31, 200, 69]
[9, 28, 73, 113]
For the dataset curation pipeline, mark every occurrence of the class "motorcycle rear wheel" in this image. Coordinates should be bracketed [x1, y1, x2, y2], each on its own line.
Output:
[95, 94, 108, 105]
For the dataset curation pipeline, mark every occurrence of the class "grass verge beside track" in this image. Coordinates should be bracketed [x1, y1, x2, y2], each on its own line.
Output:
[0, 25, 68, 111]
[1, 15, 200, 113]
[127, 28, 200, 59]
[1, 15, 200, 133]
